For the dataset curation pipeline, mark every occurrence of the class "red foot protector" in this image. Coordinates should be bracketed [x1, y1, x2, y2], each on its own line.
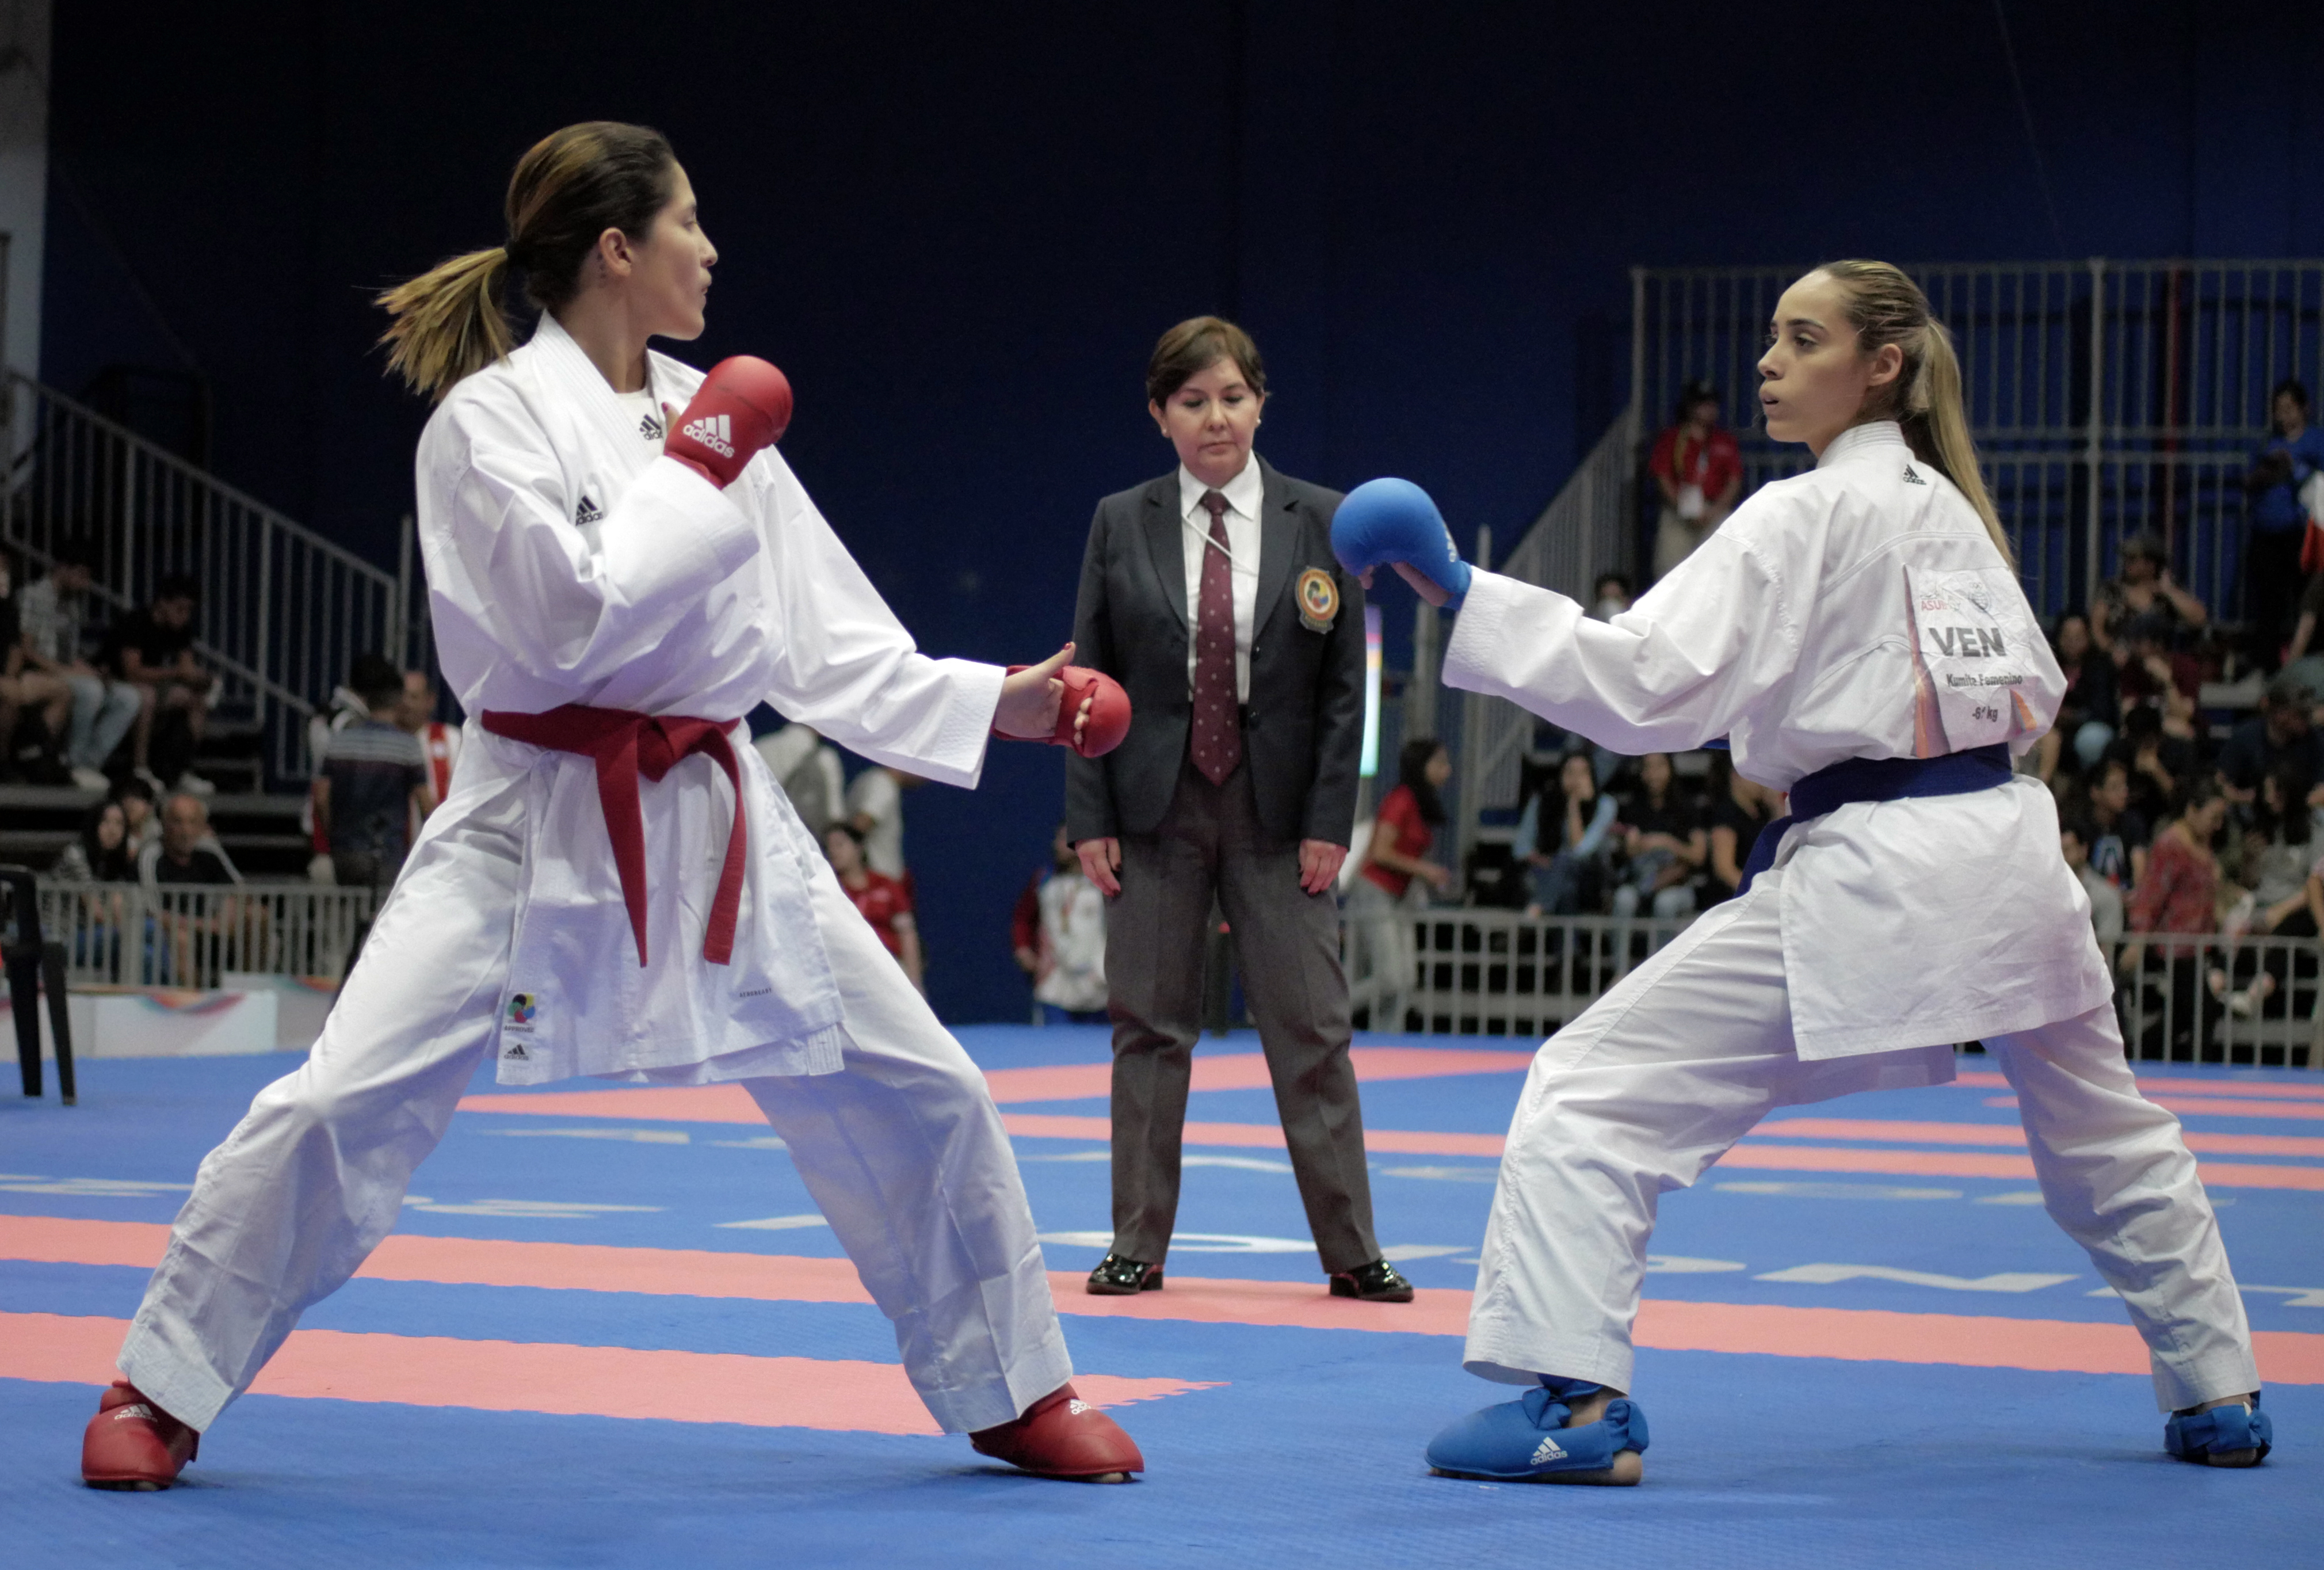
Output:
[969, 1382, 1145, 1481]
[82, 1381, 198, 1491]
[1002, 665, 1132, 758]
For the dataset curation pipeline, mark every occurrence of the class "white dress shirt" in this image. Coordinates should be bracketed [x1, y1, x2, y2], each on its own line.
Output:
[1176, 458, 1264, 701]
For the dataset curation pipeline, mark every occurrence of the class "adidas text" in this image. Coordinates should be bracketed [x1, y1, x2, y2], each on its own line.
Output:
[682, 412, 735, 458]
[1529, 1435, 1569, 1465]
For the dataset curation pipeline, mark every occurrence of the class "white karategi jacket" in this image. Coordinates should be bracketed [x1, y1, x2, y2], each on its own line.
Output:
[416, 313, 1003, 1084]
[1444, 421, 2112, 1060]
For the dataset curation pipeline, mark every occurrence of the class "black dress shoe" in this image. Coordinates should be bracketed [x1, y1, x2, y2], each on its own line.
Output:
[1086, 1253, 1163, 1295]
[1329, 1259, 1415, 1302]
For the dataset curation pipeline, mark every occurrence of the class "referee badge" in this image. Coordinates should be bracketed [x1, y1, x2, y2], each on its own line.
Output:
[1296, 567, 1341, 632]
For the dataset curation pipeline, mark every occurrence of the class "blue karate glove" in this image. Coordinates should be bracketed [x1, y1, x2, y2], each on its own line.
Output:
[1330, 478, 1471, 609]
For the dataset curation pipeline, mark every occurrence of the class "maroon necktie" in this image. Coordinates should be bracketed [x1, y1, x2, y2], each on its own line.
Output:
[1191, 490, 1242, 784]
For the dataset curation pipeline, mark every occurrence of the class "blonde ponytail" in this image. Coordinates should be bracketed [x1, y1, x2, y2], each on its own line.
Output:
[1814, 258, 2016, 567]
[376, 247, 514, 403]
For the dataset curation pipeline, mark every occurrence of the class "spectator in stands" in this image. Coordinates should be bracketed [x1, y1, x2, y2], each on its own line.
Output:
[2111, 702, 2195, 830]
[1514, 751, 1617, 915]
[102, 573, 218, 796]
[846, 763, 917, 885]
[1702, 752, 1778, 906]
[1611, 752, 1703, 919]
[53, 797, 135, 883]
[2090, 533, 2207, 658]
[2084, 757, 2150, 891]
[2123, 780, 2229, 1057]
[2035, 612, 2119, 783]
[755, 720, 846, 839]
[316, 655, 434, 893]
[14, 538, 140, 790]
[2215, 674, 2324, 811]
[1647, 380, 1743, 581]
[2114, 611, 2202, 728]
[1588, 573, 1633, 622]
[1029, 821, 1108, 1025]
[0, 545, 75, 783]
[2242, 378, 2324, 666]
[2231, 764, 2319, 944]
[1349, 738, 1452, 1031]
[142, 791, 242, 986]
[142, 791, 241, 890]
[2059, 815, 2124, 945]
[113, 775, 159, 855]
[824, 822, 922, 993]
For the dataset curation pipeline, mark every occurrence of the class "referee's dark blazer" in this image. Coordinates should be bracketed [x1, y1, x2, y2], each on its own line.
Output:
[1065, 458, 1365, 847]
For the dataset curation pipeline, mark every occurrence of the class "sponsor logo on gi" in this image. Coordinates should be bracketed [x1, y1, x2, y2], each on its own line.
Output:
[502, 1041, 528, 1061]
[682, 411, 735, 458]
[1530, 1434, 1569, 1465]
[1903, 464, 1926, 485]
[574, 493, 605, 525]
[640, 410, 665, 441]
[505, 993, 537, 1030]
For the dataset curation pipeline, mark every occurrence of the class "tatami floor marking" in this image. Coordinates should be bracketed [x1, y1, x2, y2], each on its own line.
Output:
[0, 1312, 1211, 1434]
[1758, 1117, 2324, 1158]
[9, 1218, 2320, 1384]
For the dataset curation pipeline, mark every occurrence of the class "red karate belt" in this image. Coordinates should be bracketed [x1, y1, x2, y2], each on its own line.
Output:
[481, 704, 747, 967]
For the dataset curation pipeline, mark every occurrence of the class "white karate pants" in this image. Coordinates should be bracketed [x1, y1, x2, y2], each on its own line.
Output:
[118, 768, 1071, 1436]
[1464, 871, 2259, 1413]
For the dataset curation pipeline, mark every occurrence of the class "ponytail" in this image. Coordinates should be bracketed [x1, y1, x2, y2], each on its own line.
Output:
[376, 121, 678, 403]
[376, 247, 514, 403]
[1814, 259, 2015, 567]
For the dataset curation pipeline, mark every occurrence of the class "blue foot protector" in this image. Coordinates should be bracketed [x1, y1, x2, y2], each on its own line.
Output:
[1425, 1377, 1650, 1481]
[2164, 1394, 2272, 1466]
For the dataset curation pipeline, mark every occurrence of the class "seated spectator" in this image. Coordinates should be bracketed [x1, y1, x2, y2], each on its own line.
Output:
[1648, 380, 1743, 580]
[1611, 752, 1704, 919]
[2112, 612, 2201, 735]
[1588, 573, 1634, 622]
[113, 775, 160, 855]
[754, 720, 845, 839]
[2232, 764, 2320, 942]
[2090, 533, 2206, 657]
[825, 822, 922, 992]
[846, 763, 918, 886]
[140, 791, 242, 890]
[2035, 612, 2118, 783]
[140, 791, 243, 986]
[1030, 822, 1108, 1025]
[316, 655, 434, 893]
[2082, 757, 2150, 890]
[2215, 673, 2324, 810]
[2123, 777, 2228, 1051]
[1350, 738, 1452, 1031]
[101, 573, 219, 795]
[1703, 753, 1779, 905]
[2109, 702, 2197, 830]
[14, 538, 140, 790]
[0, 546, 75, 783]
[2242, 378, 2324, 665]
[1514, 751, 1618, 914]
[53, 797, 136, 882]
[2059, 815, 2124, 945]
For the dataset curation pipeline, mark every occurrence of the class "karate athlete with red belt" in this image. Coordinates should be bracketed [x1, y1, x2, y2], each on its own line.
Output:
[1334, 260, 2270, 1485]
[81, 120, 1136, 1491]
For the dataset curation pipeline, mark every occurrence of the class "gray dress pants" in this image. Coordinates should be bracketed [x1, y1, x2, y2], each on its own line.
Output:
[1105, 755, 1382, 1272]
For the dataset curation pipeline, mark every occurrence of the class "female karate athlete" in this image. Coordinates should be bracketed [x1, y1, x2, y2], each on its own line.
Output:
[1332, 260, 2270, 1483]
[81, 121, 1141, 1490]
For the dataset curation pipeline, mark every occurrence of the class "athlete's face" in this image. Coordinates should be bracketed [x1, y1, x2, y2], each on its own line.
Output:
[1758, 272, 1903, 458]
[616, 163, 717, 342]
[1151, 357, 1265, 491]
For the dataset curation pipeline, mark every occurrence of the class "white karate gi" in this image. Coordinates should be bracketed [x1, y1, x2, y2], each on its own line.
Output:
[117, 314, 1070, 1435]
[1444, 421, 2257, 1412]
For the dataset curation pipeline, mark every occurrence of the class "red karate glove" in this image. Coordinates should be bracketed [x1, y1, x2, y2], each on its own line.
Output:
[664, 356, 793, 489]
[1004, 664, 1132, 759]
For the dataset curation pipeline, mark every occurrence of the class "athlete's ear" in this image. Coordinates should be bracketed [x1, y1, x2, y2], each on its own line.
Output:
[597, 226, 635, 280]
[1865, 341, 1905, 391]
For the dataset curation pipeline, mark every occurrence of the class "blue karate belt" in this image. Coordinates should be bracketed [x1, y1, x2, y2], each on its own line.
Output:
[1735, 742, 2013, 897]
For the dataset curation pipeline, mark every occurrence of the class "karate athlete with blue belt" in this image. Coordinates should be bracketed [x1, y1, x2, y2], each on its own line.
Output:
[1333, 260, 2271, 1484]
[79, 121, 1140, 1492]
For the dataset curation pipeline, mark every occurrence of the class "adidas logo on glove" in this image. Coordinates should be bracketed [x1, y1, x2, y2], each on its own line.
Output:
[1529, 1434, 1569, 1465]
[682, 411, 735, 458]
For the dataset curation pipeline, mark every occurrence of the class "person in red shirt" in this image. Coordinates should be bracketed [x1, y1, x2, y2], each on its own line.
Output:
[1348, 738, 1451, 1030]
[2124, 779, 2229, 1058]
[825, 822, 924, 993]
[1647, 380, 1745, 581]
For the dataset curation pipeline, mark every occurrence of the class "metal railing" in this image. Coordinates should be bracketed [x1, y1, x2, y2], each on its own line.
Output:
[35, 880, 375, 989]
[1341, 904, 2320, 1069]
[0, 372, 429, 783]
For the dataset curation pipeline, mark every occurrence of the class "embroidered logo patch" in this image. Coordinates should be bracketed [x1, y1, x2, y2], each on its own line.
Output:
[1296, 567, 1340, 632]
[574, 494, 605, 525]
[506, 993, 537, 1029]
[1902, 464, 1926, 486]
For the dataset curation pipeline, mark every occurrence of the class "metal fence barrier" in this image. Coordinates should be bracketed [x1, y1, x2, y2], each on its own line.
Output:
[1344, 907, 2321, 1069]
[34, 881, 375, 989]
